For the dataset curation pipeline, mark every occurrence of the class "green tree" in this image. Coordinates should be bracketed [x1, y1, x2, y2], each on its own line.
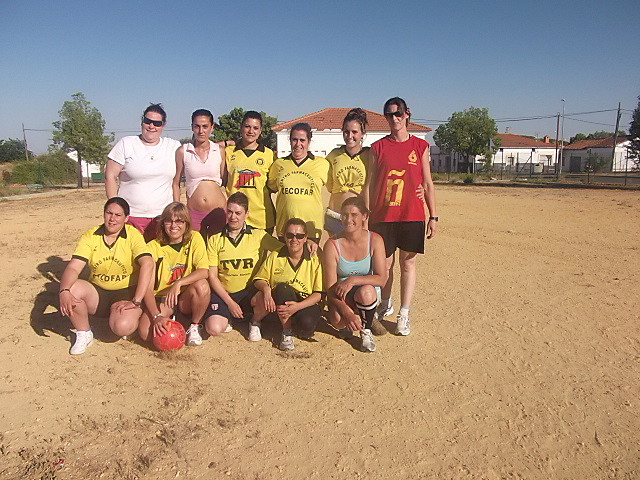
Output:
[52, 92, 114, 188]
[433, 107, 499, 173]
[212, 107, 278, 149]
[628, 96, 640, 169]
[0, 138, 32, 163]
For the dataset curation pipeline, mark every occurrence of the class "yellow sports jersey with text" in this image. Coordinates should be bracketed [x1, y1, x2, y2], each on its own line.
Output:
[207, 225, 282, 293]
[267, 154, 329, 239]
[326, 146, 369, 194]
[72, 224, 151, 290]
[147, 231, 208, 296]
[225, 144, 275, 230]
[254, 247, 323, 298]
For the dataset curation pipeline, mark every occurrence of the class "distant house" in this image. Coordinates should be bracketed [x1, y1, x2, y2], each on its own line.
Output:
[272, 108, 431, 158]
[562, 137, 631, 172]
[431, 133, 558, 173]
[66, 150, 101, 176]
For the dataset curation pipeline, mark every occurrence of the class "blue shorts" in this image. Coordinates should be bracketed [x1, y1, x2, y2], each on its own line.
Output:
[204, 286, 256, 321]
[324, 209, 344, 235]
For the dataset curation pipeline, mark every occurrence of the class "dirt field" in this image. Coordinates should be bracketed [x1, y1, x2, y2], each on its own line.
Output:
[0, 185, 638, 480]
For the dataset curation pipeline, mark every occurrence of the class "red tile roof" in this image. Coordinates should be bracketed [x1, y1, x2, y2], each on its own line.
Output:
[272, 108, 431, 133]
[564, 136, 628, 150]
[496, 133, 556, 148]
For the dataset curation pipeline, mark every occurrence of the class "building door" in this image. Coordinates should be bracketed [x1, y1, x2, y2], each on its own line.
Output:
[570, 156, 582, 172]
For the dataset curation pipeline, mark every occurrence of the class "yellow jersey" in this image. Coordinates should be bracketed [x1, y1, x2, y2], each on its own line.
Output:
[267, 153, 329, 239]
[326, 146, 369, 194]
[207, 224, 282, 293]
[147, 231, 208, 296]
[72, 224, 151, 290]
[254, 247, 323, 298]
[225, 144, 275, 230]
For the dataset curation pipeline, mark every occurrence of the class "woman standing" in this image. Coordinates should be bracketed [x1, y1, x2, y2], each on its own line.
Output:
[138, 202, 210, 347]
[364, 97, 437, 336]
[173, 109, 228, 238]
[325, 108, 370, 235]
[252, 218, 323, 351]
[58, 197, 153, 354]
[323, 198, 386, 352]
[268, 123, 329, 243]
[225, 110, 276, 233]
[105, 104, 181, 241]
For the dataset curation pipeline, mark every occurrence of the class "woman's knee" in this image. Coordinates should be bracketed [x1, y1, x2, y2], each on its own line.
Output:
[205, 315, 228, 336]
[353, 285, 377, 305]
[191, 279, 210, 298]
[273, 283, 297, 304]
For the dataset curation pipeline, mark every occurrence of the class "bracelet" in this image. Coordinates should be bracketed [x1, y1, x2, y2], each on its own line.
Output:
[131, 299, 141, 307]
[59, 288, 71, 294]
[152, 313, 163, 321]
[429, 216, 439, 222]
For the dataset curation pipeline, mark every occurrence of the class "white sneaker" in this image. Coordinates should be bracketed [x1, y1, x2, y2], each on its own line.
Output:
[395, 313, 410, 336]
[223, 323, 233, 333]
[248, 323, 262, 342]
[377, 302, 394, 319]
[279, 334, 294, 351]
[360, 328, 376, 352]
[70, 330, 93, 355]
[186, 324, 203, 346]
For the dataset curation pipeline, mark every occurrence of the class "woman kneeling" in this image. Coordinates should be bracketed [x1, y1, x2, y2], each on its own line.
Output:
[252, 218, 323, 351]
[323, 197, 387, 352]
[138, 202, 210, 347]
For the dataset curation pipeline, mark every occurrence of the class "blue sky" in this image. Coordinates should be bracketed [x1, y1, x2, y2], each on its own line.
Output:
[1, 0, 639, 154]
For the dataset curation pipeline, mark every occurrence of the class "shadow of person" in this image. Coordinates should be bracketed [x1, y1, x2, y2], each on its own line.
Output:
[30, 255, 120, 343]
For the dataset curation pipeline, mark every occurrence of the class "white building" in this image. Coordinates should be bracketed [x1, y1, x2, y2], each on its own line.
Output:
[66, 150, 101, 177]
[562, 137, 631, 172]
[272, 108, 431, 158]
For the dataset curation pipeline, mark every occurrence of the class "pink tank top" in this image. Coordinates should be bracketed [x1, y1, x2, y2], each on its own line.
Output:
[183, 141, 223, 197]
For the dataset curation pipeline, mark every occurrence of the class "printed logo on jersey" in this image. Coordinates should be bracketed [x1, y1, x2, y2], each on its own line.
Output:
[408, 150, 418, 166]
[279, 171, 317, 196]
[220, 258, 255, 270]
[336, 165, 364, 189]
[234, 169, 261, 189]
[168, 264, 186, 285]
[384, 169, 406, 207]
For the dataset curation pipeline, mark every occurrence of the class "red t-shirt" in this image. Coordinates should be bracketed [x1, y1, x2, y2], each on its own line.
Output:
[370, 135, 429, 223]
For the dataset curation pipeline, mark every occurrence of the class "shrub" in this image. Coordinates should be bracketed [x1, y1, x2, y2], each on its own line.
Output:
[432, 173, 442, 181]
[11, 150, 76, 185]
[463, 174, 475, 184]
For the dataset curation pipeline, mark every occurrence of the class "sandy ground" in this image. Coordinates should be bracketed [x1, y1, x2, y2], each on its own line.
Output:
[0, 185, 638, 480]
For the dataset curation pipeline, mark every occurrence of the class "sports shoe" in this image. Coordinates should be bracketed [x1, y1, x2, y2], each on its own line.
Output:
[360, 328, 376, 352]
[186, 324, 203, 346]
[370, 317, 387, 336]
[376, 302, 394, 320]
[248, 323, 262, 342]
[223, 323, 233, 333]
[395, 312, 410, 336]
[279, 334, 294, 351]
[70, 330, 93, 355]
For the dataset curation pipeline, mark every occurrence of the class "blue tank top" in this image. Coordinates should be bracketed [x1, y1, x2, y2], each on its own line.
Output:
[334, 232, 373, 282]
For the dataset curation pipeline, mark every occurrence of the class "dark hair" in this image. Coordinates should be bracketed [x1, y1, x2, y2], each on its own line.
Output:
[284, 217, 307, 234]
[242, 110, 263, 127]
[290, 122, 312, 141]
[341, 196, 369, 216]
[143, 103, 167, 123]
[342, 108, 368, 133]
[157, 202, 192, 245]
[227, 192, 249, 212]
[191, 109, 214, 125]
[104, 197, 130, 216]
[383, 97, 410, 124]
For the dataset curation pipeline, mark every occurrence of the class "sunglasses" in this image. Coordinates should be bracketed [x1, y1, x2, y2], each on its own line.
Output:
[285, 232, 306, 240]
[384, 111, 404, 118]
[143, 117, 164, 127]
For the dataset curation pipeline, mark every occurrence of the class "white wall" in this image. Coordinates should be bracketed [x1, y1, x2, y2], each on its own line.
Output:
[561, 141, 630, 172]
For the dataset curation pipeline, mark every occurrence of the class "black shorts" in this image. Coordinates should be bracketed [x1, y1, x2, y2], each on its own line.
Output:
[94, 285, 135, 317]
[370, 221, 425, 257]
[204, 286, 257, 321]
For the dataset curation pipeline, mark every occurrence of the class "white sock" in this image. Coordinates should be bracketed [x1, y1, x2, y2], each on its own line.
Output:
[399, 307, 410, 316]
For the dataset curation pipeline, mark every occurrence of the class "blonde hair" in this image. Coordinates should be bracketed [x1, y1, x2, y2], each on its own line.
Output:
[157, 202, 192, 245]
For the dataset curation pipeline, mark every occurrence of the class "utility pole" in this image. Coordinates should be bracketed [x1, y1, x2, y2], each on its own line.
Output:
[555, 113, 560, 179]
[21, 123, 30, 162]
[611, 102, 621, 172]
[559, 99, 565, 176]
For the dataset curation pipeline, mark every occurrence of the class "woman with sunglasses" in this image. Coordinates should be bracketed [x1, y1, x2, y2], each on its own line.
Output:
[325, 108, 370, 235]
[58, 197, 154, 355]
[323, 197, 386, 352]
[267, 122, 329, 243]
[173, 109, 228, 239]
[225, 110, 276, 233]
[138, 202, 211, 347]
[252, 218, 323, 351]
[106, 104, 181, 241]
[364, 97, 437, 336]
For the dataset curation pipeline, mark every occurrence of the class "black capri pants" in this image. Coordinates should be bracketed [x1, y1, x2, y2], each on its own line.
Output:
[272, 283, 320, 337]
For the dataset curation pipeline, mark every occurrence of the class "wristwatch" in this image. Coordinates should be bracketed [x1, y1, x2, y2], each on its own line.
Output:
[131, 299, 141, 307]
[429, 216, 439, 222]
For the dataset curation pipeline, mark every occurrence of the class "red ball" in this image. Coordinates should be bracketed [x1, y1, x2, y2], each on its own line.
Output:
[153, 320, 186, 352]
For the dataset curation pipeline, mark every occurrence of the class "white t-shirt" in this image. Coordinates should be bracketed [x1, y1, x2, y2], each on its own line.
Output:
[108, 135, 181, 217]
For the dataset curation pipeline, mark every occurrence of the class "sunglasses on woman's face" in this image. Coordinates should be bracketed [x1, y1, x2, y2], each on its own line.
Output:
[143, 117, 164, 127]
[384, 111, 404, 119]
[285, 232, 306, 240]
